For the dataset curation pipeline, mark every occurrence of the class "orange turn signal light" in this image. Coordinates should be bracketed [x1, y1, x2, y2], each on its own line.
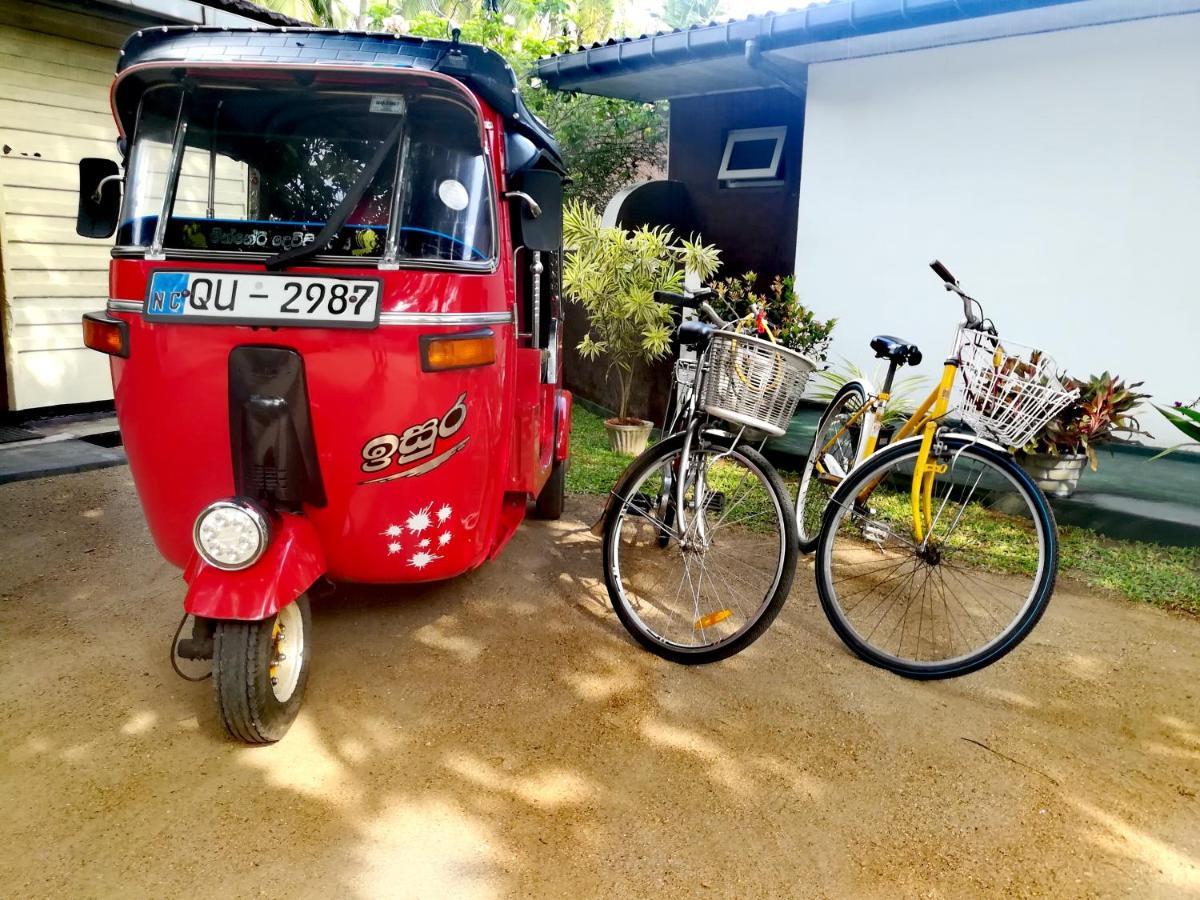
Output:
[82, 312, 129, 358]
[420, 331, 496, 372]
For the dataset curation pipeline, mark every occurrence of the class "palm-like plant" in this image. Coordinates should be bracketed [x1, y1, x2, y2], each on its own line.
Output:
[563, 201, 720, 422]
[1151, 398, 1200, 459]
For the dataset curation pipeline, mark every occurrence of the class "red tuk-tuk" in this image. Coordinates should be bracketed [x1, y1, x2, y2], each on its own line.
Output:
[78, 26, 571, 742]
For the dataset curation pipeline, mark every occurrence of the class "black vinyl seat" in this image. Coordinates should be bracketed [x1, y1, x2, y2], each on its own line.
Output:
[678, 320, 714, 349]
[870, 335, 923, 367]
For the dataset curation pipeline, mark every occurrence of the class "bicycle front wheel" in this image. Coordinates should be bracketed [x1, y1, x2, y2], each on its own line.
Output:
[603, 432, 798, 664]
[815, 436, 1057, 678]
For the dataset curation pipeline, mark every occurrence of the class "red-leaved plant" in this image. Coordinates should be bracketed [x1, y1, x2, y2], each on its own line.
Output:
[1024, 371, 1151, 470]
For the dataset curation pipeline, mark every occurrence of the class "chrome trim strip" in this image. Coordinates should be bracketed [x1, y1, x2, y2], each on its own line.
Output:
[379, 311, 513, 326]
[106, 298, 511, 327]
[110, 246, 499, 274]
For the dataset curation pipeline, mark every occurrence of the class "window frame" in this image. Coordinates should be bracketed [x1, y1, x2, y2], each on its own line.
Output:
[716, 126, 787, 183]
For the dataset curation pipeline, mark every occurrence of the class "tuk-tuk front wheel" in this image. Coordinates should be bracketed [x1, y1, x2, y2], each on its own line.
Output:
[213, 595, 312, 743]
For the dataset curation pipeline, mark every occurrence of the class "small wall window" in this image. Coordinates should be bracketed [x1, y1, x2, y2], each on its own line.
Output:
[717, 126, 786, 185]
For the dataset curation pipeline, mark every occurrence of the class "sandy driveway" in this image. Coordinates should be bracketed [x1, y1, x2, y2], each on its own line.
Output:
[1, 467, 1197, 898]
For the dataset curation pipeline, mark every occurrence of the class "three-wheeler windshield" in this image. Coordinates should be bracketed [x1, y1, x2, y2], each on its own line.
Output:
[118, 84, 495, 265]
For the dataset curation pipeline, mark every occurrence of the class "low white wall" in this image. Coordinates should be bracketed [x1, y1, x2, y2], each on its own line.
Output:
[794, 11, 1200, 442]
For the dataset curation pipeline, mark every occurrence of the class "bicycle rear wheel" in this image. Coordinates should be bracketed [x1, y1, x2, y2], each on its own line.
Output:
[603, 432, 798, 664]
[814, 435, 1057, 678]
[796, 382, 868, 552]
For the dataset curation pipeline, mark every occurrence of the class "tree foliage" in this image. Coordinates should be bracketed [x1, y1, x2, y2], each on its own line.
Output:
[366, 0, 669, 208]
[262, 0, 346, 26]
[655, 0, 724, 29]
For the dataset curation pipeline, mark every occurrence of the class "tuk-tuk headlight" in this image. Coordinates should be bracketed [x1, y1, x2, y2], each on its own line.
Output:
[193, 499, 269, 571]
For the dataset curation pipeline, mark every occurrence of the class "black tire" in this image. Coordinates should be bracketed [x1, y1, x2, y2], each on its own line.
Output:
[814, 437, 1057, 679]
[796, 382, 868, 553]
[213, 595, 312, 743]
[602, 431, 798, 664]
[534, 457, 567, 520]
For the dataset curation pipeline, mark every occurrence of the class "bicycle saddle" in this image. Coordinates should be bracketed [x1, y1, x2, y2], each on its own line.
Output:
[870, 335, 923, 367]
[678, 321, 714, 349]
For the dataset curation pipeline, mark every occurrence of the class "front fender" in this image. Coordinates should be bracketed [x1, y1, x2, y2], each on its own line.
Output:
[874, 430, 1012, 457]
[554, 389, 573, 462]
[183, 513, 326, 621]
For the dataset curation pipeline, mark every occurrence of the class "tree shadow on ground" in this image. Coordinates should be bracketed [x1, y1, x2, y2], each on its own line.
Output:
[1, 477, 1198, 897]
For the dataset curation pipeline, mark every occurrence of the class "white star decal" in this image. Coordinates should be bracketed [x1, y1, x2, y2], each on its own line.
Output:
[406, 504, 433, 535]
[437, 531, 452, 547]
[382, 524, 403, 538]
[387, 541, 403, 555]
[436, 503, 453, 524]
[418, 538, 431, 549]
[408, 550, 441, 570]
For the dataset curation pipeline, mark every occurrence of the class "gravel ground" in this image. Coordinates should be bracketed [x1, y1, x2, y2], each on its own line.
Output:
[1, 467, 1197, 898]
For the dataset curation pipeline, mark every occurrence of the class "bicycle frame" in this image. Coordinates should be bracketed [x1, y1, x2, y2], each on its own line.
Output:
[810, 358, 961, 544]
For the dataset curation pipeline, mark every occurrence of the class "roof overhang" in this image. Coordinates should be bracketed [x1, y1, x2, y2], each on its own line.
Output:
[536, 0, 1200, 102]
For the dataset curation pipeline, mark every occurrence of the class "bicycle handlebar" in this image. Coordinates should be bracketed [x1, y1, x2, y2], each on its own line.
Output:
[929, 259, 957, 285]
[930, 259, 984, 328]
[653, 290, 698, 310]
[654, 290, 728, 327]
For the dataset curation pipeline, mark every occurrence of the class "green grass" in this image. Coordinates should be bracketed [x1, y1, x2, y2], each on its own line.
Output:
[566, 405, 1200, 614]
[564, 405, 636, 497]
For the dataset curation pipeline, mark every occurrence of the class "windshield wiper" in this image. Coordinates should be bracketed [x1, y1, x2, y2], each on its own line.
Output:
[265, 118, 406, 271]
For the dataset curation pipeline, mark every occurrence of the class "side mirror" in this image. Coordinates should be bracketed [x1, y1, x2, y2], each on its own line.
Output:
[508, 169, 562, 251]
[77, 158, 122, 239]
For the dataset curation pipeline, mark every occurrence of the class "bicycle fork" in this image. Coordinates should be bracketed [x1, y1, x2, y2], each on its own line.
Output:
[910, 360, 959, 544]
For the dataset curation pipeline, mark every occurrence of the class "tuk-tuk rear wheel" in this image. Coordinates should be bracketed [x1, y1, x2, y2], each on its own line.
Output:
[534, 458, 566, 520]
[213, 595, 312, 743]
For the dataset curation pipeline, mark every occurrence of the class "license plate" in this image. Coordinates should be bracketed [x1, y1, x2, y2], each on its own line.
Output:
[144, 271, 381, 328]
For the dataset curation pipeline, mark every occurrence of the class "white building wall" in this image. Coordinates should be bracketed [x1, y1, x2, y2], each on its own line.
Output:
[794, 12, 1200, 439]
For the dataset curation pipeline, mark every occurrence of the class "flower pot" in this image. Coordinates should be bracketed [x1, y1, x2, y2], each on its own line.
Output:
[1020, 452, 1087, 499]
[606, 418, 653, 456]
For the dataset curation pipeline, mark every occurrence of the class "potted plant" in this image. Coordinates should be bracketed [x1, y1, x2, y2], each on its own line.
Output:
[1021, 371, 1151, 497]
[563, 201, 721, 455]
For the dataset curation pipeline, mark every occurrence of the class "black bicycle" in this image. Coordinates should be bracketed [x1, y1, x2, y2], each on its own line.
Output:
[599, 291, 815, 663]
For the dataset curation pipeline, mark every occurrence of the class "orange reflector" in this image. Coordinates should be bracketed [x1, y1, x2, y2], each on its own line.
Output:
[82, 312, 128, 358]
[421, 333, 496, 372]
[695, 609, 733, 630]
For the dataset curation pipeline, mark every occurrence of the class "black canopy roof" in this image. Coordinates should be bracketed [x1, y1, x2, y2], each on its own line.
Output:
[114, 27, 563, 172]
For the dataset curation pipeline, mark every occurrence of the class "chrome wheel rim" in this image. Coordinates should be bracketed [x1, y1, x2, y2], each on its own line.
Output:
[269, 603, 305, 702]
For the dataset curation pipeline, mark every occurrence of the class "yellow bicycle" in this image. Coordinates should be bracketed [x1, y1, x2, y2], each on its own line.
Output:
[796, 261, 1078, 678]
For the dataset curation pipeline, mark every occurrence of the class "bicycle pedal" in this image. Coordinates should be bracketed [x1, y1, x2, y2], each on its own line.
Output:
[821, 455, 848, 479]
[860, 521, 888, 545]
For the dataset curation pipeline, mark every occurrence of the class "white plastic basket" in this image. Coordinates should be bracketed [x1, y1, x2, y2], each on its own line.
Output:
[955, 328, 1078, 449]
[699, 331, 817, 437]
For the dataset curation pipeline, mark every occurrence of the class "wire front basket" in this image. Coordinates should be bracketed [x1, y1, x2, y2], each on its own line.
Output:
[699, 331, 817, 437]
[955, 328, 1078, 449]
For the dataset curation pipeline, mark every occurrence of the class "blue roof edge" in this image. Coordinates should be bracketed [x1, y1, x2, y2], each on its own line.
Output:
[535, 0, 1089, 89]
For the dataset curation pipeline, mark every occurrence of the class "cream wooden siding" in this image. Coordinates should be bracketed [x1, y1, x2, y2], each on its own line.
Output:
[0, 4, 122, 409]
